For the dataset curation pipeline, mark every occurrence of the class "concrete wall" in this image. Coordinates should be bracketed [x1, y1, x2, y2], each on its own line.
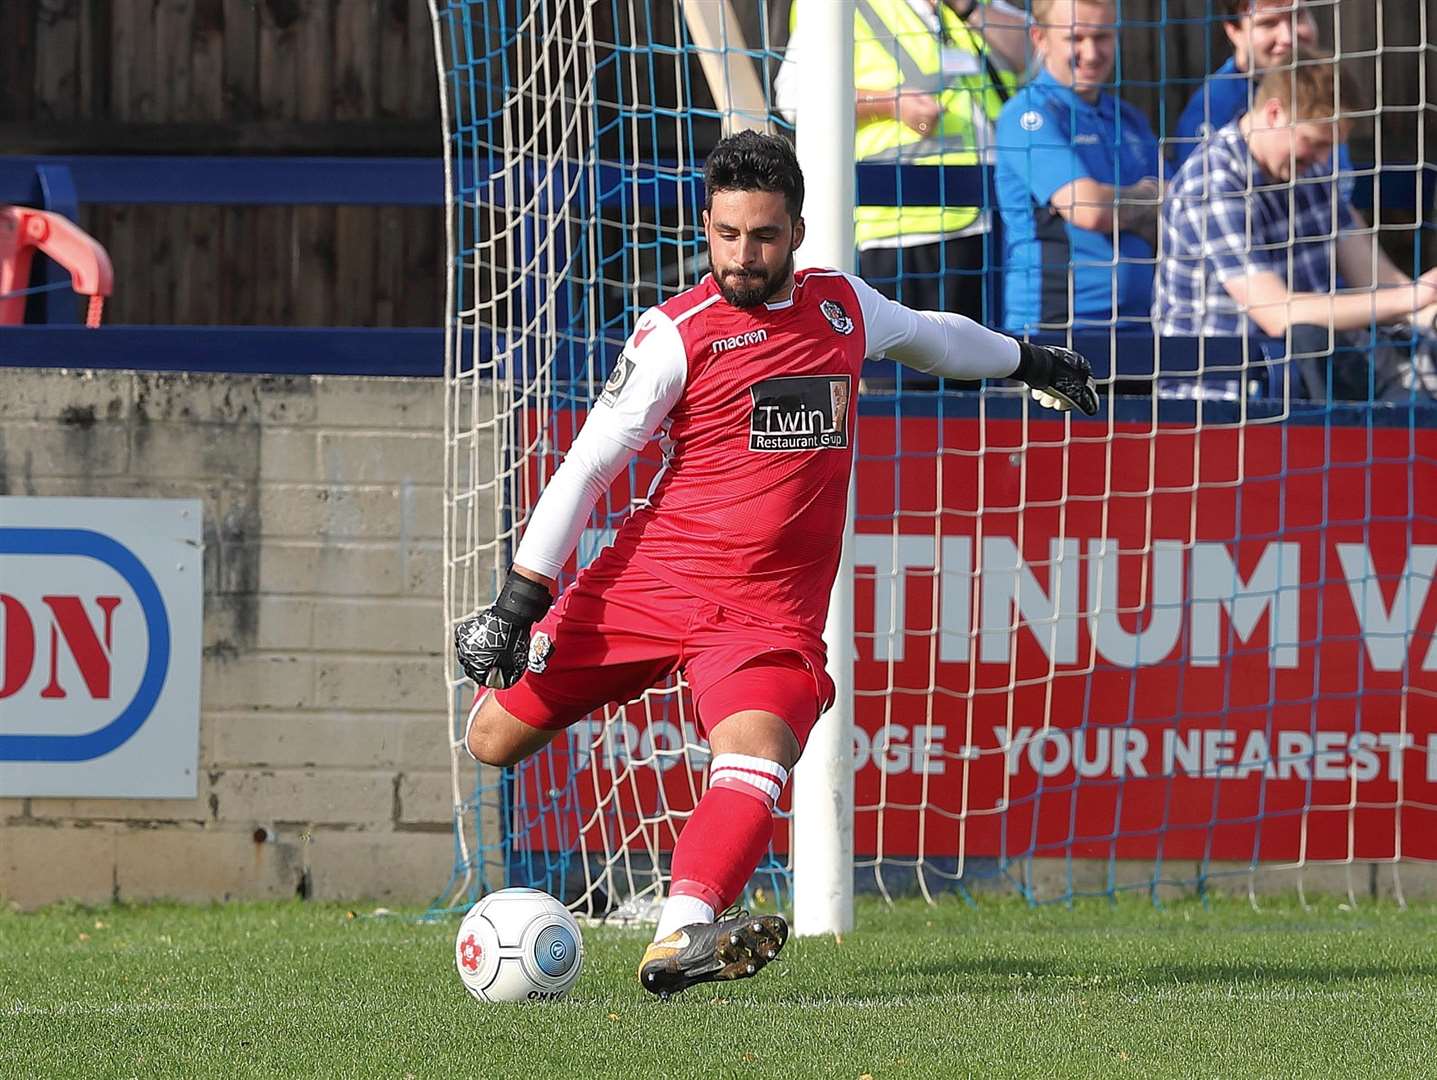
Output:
[0, 369, 456, 908]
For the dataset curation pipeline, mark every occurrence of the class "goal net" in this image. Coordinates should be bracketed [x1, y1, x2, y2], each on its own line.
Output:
[433, 0, 1437, 920]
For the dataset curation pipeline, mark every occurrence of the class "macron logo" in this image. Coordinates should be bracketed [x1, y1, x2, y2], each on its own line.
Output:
[711, 329, 768, 355]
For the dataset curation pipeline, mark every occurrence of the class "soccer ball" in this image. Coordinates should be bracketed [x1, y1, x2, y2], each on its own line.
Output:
[454, 887, 584, 1003]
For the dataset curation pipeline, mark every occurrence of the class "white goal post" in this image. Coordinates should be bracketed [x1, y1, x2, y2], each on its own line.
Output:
[790, 0, 858, 939]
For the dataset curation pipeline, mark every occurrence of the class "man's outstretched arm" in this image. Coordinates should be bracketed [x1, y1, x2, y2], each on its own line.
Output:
[455, 311, 688, 688]
[1220, 267, 1437, 338]
[846, 274, 1100, 414]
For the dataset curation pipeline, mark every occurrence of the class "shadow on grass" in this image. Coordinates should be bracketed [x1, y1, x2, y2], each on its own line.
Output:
[882, 952, 1437, 994]
[781, 956, 1069, 1003]
[1129, 960, 1437, 986]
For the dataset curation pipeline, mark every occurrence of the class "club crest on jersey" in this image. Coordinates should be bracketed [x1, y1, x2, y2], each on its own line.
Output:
[748, 374, 851, 452]
[598, 353, 634, 406]
[528, 631, 553, 675]
[820, 299, 854, 336]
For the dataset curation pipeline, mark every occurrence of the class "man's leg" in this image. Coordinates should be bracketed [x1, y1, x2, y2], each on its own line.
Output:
[650, 709, 799, 939]
[940, 232, 987, 324]
[1287, 323, 1335, 401]
[1368, 326, 1433, 404]
[868, 237, 985, 392]
[639, 654, 821, 996]
[857, 243, 901, 304]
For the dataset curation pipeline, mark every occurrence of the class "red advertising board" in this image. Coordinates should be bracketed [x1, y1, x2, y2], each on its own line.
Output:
[517, 412, 1437, 863]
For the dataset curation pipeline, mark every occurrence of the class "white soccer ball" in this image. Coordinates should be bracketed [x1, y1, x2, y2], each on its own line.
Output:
[454, 887, 584, 1003]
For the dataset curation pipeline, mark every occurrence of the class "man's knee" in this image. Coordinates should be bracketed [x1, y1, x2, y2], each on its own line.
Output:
[1286, 324, 1339, 401]
[464, 695, 550, 767]
[465, 722, 526, 768]
[1288, 323, 1335, 356]
[707, 710, 801, 773]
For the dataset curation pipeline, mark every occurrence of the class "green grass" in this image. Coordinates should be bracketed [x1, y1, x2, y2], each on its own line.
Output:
[3, 895, 1435, 1079]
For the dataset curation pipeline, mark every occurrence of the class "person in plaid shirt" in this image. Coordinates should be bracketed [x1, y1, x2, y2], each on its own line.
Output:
[1154, 54, 1437, 402]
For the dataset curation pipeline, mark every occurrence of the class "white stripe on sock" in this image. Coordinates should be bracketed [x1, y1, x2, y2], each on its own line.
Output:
[709, 753, 788, 802]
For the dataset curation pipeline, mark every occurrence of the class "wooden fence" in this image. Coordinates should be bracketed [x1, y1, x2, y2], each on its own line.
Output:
[6, 0, 441, 327]
[4, 1, 1431, 327]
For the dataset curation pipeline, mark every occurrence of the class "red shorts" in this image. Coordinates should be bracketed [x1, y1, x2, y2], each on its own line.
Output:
[494, 555, 833, 748]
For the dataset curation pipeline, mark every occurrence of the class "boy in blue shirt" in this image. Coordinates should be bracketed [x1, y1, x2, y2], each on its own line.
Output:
[995, 0, 1161, 332]
[1170, 0, 1354, 197]
[1156, 58, 1437, 402]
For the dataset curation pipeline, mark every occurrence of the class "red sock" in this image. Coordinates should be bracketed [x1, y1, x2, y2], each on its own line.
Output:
[669, 754, 788, 911]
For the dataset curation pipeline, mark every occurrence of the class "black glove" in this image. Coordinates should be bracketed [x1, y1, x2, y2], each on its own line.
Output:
[1013, 340, 1100, 416]
[454, 571, 554, 689]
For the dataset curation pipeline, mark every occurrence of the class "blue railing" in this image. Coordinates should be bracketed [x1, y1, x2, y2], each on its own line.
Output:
[4, 155, 1427, 213]
[0, 157, 444, 210]
[0, 324, 446, 377]
[0, 155, 1431, 377]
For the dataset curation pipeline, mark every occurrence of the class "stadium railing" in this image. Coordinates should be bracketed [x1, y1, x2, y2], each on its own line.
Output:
[0, 156, 1429, 394]
[0, 155, 446, 372]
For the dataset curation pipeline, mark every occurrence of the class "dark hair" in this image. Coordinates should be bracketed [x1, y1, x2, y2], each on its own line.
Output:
[702, 131, 805, 222]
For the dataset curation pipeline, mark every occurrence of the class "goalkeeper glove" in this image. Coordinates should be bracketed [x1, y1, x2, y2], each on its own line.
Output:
[454, 571, 554, 689]
[1014, 341, 1100, 416]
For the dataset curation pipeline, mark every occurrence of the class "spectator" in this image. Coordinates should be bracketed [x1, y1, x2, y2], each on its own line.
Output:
[776, 0, 1027, 320]
[994, 0, 1161, 333]
[1154, 56, 1437, 402]
[1170, 0, 1353, 189]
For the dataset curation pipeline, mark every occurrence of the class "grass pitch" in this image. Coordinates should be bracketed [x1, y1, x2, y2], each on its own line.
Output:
[3, 894, 1435, 1079]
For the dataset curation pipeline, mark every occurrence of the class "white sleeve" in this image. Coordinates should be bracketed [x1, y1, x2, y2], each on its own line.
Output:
[584, 308, 688, 449]
[845, 272, 1022, 380]
[512, 309, 687, 577]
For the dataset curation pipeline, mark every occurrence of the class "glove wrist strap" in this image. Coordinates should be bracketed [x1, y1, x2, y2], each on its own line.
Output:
[1013, 340, 1052, 390]
[494, 571, 553, 622]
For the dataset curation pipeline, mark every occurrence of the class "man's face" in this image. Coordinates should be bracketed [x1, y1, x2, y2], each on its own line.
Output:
[704, 189, 803, 308]
[1252, 99, 1339, 181]
[1226, 0, 1318, 73]
[1032, 0, 1117, 98]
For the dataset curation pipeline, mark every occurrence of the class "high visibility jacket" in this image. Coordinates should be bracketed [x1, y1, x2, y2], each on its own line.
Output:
[794, 0, 1017, 245]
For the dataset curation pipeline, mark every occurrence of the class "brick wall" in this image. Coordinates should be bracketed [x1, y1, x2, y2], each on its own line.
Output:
[0, 369, 458, 908]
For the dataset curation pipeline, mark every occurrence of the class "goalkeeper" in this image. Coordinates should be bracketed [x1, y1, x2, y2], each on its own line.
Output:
[455, 130, 1096, 998]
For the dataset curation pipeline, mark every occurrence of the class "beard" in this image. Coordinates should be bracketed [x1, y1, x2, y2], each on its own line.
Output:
[712, 247, 795, 308]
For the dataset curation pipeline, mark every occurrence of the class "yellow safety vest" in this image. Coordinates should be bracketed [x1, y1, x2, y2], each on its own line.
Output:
[793, 0, 1017, 245]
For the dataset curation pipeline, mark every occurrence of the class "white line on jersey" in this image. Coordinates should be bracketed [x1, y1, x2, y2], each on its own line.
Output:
[670, 294, 723, 327]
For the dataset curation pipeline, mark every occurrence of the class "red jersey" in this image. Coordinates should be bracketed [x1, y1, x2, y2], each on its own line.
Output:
[606, 269, 866, 635]
[510, 266, 1020, 639]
